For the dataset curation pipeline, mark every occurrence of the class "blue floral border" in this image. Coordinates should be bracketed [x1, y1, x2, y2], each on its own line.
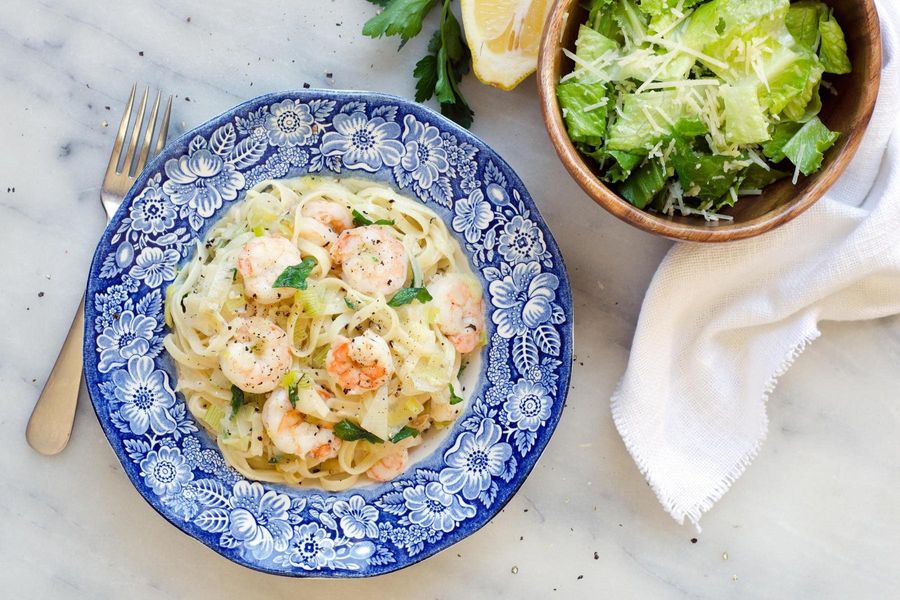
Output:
[83, 90, 573, 577]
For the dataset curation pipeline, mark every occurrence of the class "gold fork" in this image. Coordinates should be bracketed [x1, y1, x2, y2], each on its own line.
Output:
[26, 85, 173, 455]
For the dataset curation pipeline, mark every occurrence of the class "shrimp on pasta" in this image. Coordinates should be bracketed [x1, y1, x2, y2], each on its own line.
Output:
[163, 176, 484, 490]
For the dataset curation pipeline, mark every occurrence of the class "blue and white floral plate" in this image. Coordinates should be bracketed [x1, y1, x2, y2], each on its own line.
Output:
[83, 90, 573, 577]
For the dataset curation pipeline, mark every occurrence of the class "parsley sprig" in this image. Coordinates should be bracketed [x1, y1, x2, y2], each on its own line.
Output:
[364, 0, 474, 128]
[449, 383, 464, 405]
[334, 419, 385, 444]
[333, 419, 420, 445]
[273, 257, 317, 291]
[387, 286, 433, 307]
[352, 209, 395, 227]
[230, 385, 245, 418]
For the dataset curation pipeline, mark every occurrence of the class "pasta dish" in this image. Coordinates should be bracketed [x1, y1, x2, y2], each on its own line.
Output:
[163, 176, 485, 490]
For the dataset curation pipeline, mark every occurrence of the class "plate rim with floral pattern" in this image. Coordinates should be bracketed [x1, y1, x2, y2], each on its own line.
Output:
[83, 89, 573, 577]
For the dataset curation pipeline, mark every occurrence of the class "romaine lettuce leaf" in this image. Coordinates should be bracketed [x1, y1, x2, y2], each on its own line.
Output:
[688, 0, 803, 96]
[721, 83, 770, 144]
[762, 121, 802, 162]
[780, 116, 840, 175]
[586, 0, 618, 38]
[557, 81, 609, 146]
[763, 44, 820, 115]
[786, 1, 825, 50]
[578, 147, 646, 183]
[607, 90, 704, 151]
[638, 0, 706, 17]
[710, 0, 789, 36]
[612, 21, 698, 82]
[606, 150, 645, 182]
[615, 0, 651, 47]
[780, 60, 824, 121]
[672, 117, 709, 138]
[818, 9, 851, 74]
[619, 159, 667, 208]
[573, 25, 619, 83]
[782, 78, 823, 123]
[738, 163, 789, 190]
[688, 0, 789, 56]
[671, 139, 739, 199]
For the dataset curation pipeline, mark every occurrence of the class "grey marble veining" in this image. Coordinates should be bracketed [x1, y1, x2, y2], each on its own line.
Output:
[1, 0, 898, 597]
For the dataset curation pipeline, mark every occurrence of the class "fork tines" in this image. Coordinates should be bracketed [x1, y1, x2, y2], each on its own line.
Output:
[105, 84, 173, 181]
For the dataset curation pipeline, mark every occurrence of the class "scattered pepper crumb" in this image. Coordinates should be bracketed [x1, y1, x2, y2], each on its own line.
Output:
[138, 50, 144, 56]
[38, 291, 44, 298]
[593, 551, 599, 560]
[511, 566, 518, 574]
[577, 575, 584, 580]
[691, 538, 698, 544]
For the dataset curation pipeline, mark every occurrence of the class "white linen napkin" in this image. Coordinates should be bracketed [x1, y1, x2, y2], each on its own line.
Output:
[611, 1, 900, 527]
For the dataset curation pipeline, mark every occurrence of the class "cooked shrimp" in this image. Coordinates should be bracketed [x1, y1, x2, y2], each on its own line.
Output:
[236, 236, 303, 304]
[297, 201, 353, 246]
[329, 225, 408, 296]
[262, 388, 341, 460]
[367, 447, 408, 482]
[220, 317, 292, 393]
[326, 331, 394, 395]
[429, 274, 486, 353]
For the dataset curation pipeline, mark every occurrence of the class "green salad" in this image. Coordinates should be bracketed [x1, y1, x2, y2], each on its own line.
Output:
[557, 0, 851, 221]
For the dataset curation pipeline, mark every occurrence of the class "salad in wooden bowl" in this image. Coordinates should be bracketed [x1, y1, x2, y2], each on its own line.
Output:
[538, 0, 881, 242]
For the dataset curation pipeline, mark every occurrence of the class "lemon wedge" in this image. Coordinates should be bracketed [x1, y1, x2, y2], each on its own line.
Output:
[461, 0, 552, 90]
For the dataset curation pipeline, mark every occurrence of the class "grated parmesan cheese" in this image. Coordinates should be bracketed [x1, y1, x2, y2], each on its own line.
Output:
[644, 35, 729, 70]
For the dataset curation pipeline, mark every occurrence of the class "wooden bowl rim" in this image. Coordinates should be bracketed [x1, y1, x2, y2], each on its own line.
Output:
[537, 0, 883, 243]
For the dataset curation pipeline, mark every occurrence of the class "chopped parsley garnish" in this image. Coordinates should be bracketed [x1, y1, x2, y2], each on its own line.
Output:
[352, 209, 395, 227]
[390, 426, 419, 444]
[230, 384, 244, 417]
[449, 383, 464, 405]
[334, 420, 384, 444]
[273, 257, 317, 291]
[282, 371, 310, 408]
[344, 297, 358, 310]
[387, 286, 432, 307]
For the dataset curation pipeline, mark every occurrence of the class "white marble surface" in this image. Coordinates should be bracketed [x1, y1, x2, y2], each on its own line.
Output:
[2, 0, 898, 597]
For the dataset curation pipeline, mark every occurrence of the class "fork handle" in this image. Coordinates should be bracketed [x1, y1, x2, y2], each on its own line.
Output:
[26, 297, 85, 455]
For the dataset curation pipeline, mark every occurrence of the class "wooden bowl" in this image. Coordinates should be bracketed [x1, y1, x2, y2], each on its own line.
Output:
[537, 0, 882, 242]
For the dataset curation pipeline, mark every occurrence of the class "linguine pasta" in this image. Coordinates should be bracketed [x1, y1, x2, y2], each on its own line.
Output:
[163, 176, 484, 490]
